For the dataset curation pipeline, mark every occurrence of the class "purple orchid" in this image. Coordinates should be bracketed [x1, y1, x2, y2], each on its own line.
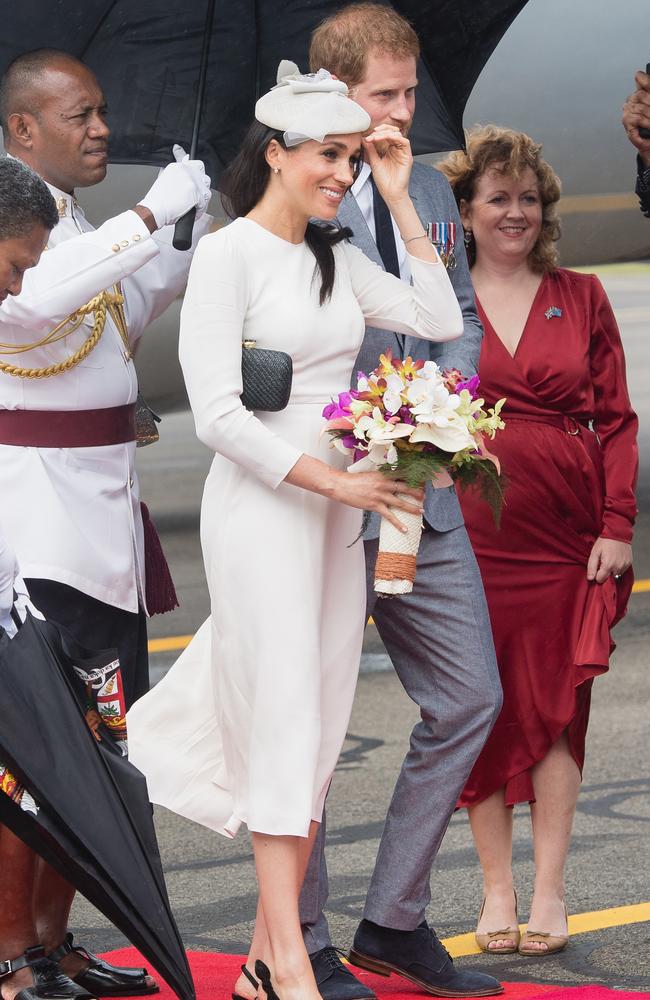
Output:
[457, 374, 481, 399]
[322, 390, 355, 420]
[398, 405, 416, 425]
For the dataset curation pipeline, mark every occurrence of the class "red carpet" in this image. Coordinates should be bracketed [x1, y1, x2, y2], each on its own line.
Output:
[104, 948, 650, 1000]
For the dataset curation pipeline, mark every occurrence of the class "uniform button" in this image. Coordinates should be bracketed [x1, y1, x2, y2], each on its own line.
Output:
[112, 243, 120, 252]
[133, 234, 142, 241]
[120, 240, 129, 248]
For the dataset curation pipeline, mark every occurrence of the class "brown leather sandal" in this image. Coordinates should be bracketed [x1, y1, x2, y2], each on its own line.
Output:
[475, 893, 520, 954]
[518, 903, 569, 956]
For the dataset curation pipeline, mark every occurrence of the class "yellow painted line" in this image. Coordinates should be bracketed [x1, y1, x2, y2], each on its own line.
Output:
[148, 580, 650, 653]
[573, 261, 650, 276]
[558, 192, 640, 215]
[442, 901, 650, 958]
[148, 634, 193, 653]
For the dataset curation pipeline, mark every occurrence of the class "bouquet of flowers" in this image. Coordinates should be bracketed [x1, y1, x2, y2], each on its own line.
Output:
[322, 352, 506, 596]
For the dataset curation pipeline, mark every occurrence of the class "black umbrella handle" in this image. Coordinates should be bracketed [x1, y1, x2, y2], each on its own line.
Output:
[173, 208, 196, 251]
[172, 0, 217, 251]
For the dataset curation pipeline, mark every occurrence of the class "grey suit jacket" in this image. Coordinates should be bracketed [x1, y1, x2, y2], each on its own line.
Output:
[337, 160, 484, 536]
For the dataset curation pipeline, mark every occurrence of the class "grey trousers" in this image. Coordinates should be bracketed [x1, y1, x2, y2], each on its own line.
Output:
[299, 524, 502, 950]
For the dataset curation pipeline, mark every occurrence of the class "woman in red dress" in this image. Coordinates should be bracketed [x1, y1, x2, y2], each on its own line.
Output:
[439, 127, 638, 956]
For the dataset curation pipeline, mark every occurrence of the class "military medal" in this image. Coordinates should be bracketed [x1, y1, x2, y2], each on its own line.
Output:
[426, 222, 457, 271]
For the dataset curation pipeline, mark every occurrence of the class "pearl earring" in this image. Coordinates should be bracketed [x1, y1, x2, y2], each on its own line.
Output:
[273, 167, 280, 174]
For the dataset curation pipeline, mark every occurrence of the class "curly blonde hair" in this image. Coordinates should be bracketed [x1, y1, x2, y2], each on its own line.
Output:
[438, 124, 562, 273]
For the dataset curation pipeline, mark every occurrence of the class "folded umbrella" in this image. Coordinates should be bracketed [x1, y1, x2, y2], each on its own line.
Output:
[0, 611, 194, 1000]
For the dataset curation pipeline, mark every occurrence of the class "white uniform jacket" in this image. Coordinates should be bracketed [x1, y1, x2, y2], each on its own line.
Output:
[0, 183, 211, 613]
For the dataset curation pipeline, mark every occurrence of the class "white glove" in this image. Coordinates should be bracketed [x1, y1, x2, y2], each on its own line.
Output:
[0, 531, 18, 633]
[139, 145, 212, 229]
[0, 533, 18, 611]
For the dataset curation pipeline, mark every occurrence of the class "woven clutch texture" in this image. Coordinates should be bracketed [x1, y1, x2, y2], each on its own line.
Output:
[241, 342, 293, 412]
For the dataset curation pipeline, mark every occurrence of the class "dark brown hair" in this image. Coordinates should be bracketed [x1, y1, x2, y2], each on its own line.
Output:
[220, 120, 352, 305]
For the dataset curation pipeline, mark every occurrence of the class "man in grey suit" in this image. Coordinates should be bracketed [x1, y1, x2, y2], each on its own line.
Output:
[299, 6, 504, 999]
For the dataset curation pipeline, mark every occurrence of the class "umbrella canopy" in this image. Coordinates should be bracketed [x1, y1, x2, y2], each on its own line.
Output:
[0, 613, 195, 1000]
[0, 0, 530, 184]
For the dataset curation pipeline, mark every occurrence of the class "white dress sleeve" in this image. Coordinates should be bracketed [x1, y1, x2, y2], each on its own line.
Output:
[0, 212, 159, 334]
[178, 230, 303, 490]
[342, 241, 463, 342]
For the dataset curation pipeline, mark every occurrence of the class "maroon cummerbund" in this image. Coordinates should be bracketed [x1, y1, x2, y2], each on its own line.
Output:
[0, 404, 136, 447]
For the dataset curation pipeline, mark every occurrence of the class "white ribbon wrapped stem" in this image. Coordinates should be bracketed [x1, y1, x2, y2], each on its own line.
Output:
[374, 495, 423, 596]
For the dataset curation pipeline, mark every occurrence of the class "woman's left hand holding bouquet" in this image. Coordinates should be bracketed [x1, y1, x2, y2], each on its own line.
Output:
[285, 455, 424, 534]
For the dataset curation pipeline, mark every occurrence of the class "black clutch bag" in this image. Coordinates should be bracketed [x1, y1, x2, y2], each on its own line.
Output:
[241, 339, 293, 412]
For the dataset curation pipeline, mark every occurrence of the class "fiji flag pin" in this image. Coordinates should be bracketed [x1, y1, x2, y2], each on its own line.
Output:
[544, 305, 563, 320]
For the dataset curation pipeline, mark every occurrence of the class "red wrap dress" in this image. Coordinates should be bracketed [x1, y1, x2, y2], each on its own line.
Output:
[458, 268, 638, 808]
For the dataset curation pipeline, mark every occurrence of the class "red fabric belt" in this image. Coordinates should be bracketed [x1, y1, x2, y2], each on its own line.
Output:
[0, 404, 136, 447]
[506, 413, 590, 435]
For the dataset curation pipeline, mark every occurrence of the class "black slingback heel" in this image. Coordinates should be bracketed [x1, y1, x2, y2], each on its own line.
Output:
[254, 961, 280, 1000]
[232, 963, 259, 1000]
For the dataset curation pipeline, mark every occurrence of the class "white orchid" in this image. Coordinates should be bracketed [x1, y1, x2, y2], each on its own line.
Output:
[406, 372, 462, 430]
[349, 440, 400, 473]
[382, 372, 406, 415]
[419, 360, 441, 380]
[355, 406, 412, 445]
[410, 410, 475, 452]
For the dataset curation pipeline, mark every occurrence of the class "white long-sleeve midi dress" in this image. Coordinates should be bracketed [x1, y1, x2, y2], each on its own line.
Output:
[127, 217, 462, 839]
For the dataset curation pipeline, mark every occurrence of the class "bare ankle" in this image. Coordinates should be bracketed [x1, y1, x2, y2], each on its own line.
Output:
[531, 883, 565, 903]
[483, 881, 516, 899]
[272, 952, 315, 989]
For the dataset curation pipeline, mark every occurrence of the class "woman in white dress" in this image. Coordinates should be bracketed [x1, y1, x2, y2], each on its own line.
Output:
[127, 63, 462, 1000]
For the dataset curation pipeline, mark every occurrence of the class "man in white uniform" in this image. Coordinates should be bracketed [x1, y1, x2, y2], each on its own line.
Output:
[0, 155, 94, 1000]
[0, 49, 212, 996]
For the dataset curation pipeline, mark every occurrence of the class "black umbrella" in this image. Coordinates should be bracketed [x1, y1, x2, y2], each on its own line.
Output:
[0, 0, 530, 183]
[0, 612, 195, 1000]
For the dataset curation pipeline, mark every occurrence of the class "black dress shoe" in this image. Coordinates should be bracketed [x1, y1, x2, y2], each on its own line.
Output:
[0, 945, 94, 1000]
[310, 948, 377, 1000]
[349, 920, 504, 998]
[48, 936, 158, 998]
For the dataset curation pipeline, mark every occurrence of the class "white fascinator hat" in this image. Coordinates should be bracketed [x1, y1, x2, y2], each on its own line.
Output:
[255, 60, 371, 147]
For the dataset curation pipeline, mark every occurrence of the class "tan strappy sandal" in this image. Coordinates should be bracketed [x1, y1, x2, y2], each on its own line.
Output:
[475, 893, 521, 954]
[518, 903, 569, 956]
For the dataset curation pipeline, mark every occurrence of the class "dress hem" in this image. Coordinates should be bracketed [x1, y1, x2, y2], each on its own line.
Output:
[458, 573, 632, 810]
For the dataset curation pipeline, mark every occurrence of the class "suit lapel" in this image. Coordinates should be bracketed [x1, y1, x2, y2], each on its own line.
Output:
[338, 188, 404, 356]
[337, 193, 383, 267]
[339, 177, 430, 360]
